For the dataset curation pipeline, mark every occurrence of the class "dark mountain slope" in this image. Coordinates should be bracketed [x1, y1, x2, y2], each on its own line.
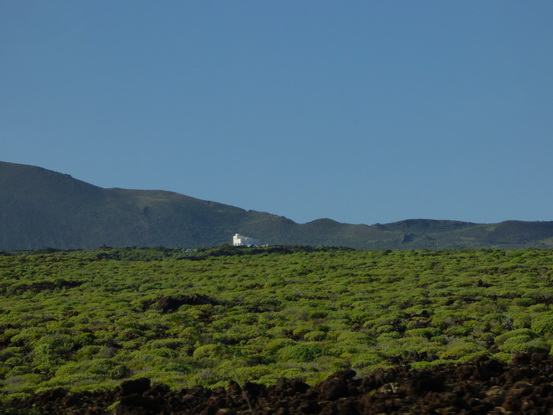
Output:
[1, 161, 553, 250]
[0, 161, 296, 250]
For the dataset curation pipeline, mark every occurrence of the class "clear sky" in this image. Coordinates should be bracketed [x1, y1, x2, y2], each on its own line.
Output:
[2, 1, 552, 225]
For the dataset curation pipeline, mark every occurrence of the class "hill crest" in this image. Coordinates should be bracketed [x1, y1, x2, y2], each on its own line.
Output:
[1, 161, 552, 250]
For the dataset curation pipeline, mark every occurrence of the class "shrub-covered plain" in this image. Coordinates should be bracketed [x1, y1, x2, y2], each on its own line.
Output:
[1, 246, 553, 399]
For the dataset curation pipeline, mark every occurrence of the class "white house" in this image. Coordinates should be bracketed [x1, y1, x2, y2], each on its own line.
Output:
[233, 233, 260, 247]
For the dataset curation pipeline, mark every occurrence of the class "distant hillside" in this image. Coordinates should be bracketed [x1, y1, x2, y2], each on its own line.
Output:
[1, 161, 553, 250]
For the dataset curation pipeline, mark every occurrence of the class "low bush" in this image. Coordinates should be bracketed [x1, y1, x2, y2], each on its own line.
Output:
[3, 247, 553, 396]
[276, 344, 325, 362]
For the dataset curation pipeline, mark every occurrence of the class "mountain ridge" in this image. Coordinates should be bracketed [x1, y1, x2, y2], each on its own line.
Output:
[1, 160, 552, 250]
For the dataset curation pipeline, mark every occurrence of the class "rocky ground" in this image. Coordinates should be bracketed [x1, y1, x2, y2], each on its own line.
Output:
[4, 353, 553, 414]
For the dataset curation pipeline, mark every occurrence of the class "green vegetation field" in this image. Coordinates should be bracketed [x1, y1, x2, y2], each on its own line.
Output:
[2, 246, 553, 400]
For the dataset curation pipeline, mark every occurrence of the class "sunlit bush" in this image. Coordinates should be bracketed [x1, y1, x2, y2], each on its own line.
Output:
[276, 344, 325, 362]
[3, 247, 553, 396]
[531, 315, 553, 336]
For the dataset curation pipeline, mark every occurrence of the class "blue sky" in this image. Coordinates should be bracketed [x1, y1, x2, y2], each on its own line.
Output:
[2, 1, 552, 225]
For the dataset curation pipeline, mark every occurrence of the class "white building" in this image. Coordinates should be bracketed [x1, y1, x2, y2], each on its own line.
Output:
[233, 233, 260, 247]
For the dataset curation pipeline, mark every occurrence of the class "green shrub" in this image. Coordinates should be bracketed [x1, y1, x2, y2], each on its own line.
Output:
[9, 328, 46, 346]
[303, 330, 327, 341]
[495, 328, 539, 344]
[405, 328, 441, 339]
[4, 247, 553, 397]
[193, 344, 224, 359]
[498, 336, 550, 354]
[36, 372, 105, 391]
[438, 341, 484, 360]
[7, 365, 32, 377]
[350, 352, 382, 368]
[2, 373, 46, 394]
[492, 352, 513, 363]
[32, 334, 75, 367]
[410, 361, 437, 370]
[292, 327, 310, 339]
[74, 345, 102, 361]
[377, 332, 401, 342]
[430, 316, 453, 330]
[277, 344, 325, 362]
[75, 332, 97, 346]
[0, 347, 22, 361]
[375, 324, 395, 334]
[55, 358, 120, 377]
[308, 310, 328, 319]
[528, 304, 550, 313]
[233, 365, 273, 382]
[4, 356, 26, 368]
[159, 362, 191, 374]
[514, 297, 536, 307]
[265, 338, 296, 352]
[444, 325, 471, 336]
[512, 314, 532, 329]
[144, 347, 178, 359]
[531, 315, 553, 336]
[336, 331, 372, 344]
[146, 338, 189, 351]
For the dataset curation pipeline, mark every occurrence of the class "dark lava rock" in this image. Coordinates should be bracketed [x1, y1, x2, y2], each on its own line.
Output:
[8, 353, 553, 414]
[118, 377, 151, 396]
[407, 370, 446, 395]
[316, 377, 348, 401]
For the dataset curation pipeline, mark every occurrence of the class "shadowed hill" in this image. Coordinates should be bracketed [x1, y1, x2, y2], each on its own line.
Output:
[0, 161, 296, 250]
[1, 161, 553, 250]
